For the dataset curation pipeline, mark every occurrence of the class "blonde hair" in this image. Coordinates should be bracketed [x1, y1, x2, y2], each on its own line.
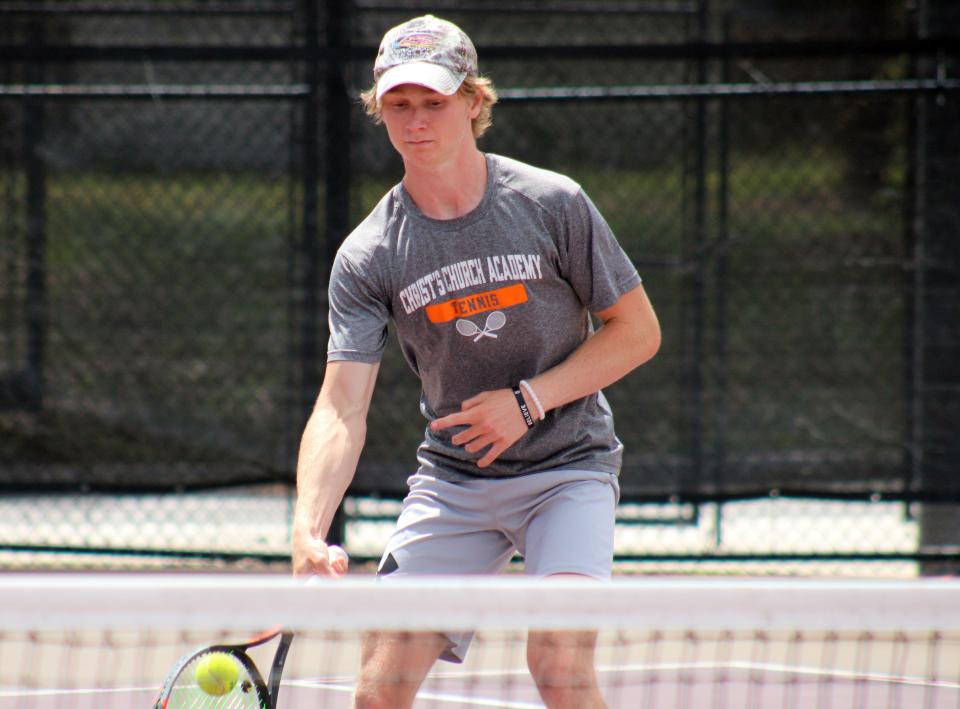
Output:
[360, 75, 499, 139]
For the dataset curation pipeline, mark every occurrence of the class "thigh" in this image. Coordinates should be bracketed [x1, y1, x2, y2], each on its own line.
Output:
[355, 631, 449, 708]
[521, 474, 618, 579]
[379, 473, 515, 577]
[377, 474, 518, 663]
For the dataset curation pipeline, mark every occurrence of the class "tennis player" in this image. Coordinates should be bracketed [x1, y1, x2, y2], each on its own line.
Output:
[292, 14, 660, 708]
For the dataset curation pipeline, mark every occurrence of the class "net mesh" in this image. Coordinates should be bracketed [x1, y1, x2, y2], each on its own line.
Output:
[3, 575, 960, 708]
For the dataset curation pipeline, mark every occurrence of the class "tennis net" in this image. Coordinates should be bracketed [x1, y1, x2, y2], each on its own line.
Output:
[2, 574, 959, 708]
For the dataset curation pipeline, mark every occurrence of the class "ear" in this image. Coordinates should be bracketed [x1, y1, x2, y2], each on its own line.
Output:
[467, 88, 484, 120]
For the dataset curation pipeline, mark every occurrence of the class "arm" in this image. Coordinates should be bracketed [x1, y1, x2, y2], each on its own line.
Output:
[529, 283, 660, 413]
[432, 283, 660, 468]
[292, 360, 379, 577]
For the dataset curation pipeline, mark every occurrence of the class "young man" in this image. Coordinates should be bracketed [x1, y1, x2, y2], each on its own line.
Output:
[292, 14, 660, 709]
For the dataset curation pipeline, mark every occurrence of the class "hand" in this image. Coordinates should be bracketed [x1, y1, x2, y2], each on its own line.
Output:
[292, 527, 349, 579]
[430, 388, 531, 468]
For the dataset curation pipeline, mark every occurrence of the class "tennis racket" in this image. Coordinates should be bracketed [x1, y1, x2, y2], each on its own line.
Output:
[154, 627, 294, 709]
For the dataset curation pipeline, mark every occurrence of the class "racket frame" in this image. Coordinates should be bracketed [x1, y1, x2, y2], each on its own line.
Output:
[154, 628, 294, 709]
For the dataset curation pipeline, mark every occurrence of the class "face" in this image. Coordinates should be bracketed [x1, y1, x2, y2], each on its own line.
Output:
[379, 84, 482, 169]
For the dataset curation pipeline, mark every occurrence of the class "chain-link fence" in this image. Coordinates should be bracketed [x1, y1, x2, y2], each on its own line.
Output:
[1, 0, 958, 570]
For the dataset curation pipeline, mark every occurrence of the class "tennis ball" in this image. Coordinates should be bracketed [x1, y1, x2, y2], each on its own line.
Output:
[195, 652, 240, 696]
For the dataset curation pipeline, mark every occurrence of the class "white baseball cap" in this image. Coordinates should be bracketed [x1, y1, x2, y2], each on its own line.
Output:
[373, 15, 478, 101]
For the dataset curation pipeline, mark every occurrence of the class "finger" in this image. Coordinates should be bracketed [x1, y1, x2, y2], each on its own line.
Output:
[305, 556, 334, 577]
[476, 443, 508, 469]
[302, 541, 343, 578]
[295, 559, 327, 578]
[328, 545, 350, 577]
[461, 391, 490, 409]
[464, 434, 497, 454]
[431, 411, 469, 432]
[292, 543, 323, 578]
[312, 560, 345, 578]
[451, 425, 486, 446]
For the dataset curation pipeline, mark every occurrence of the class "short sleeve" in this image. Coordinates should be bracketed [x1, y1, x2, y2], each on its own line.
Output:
[326, 249, 389, 363]
[560, 188, 642, 312]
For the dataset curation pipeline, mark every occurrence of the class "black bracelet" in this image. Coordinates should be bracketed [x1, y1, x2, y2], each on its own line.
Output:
[512, 386, 536, 429]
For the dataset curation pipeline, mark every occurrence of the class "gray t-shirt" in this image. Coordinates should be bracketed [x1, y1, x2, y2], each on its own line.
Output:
[327, 153, 641, 480]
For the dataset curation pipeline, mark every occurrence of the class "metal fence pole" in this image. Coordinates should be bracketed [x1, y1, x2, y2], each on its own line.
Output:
[903, 0, 924, 500]
[712, 8, 732, 547]
[683, 0, 709, 493]
[918, 0, 960, 575]
[325, 0, 351, 265]
[299, 0, 321, 427]
[322, 0, 353, 546]
[23, 6, 46, 413]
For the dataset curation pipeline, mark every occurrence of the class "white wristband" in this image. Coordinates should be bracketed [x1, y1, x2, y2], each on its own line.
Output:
[519, 380, 545, 421]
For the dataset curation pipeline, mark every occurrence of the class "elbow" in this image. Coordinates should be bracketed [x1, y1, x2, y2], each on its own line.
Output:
[627, 294, 661, 368]
[638, 325, 661, 366]
[620, 319, 658, 373]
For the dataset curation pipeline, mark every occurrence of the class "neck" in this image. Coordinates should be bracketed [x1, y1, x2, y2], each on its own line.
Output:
[402, 148, 487, 220]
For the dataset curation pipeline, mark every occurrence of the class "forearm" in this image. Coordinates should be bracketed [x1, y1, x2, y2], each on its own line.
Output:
[432, 308, 659, 468]
[293, 406, 366, 541]
[530, 311, 659, 416]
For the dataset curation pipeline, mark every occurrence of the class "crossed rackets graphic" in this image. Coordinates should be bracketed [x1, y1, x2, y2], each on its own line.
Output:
[456, 310, 506, 342]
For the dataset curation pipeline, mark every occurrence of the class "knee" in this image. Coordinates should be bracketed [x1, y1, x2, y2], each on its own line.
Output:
[527, 631, 600, 701]
[353, 680, 414, 709]
[353, 657, 426, 709]
[353, 631, 445, 709]
[528, 643, 577, 682]
[527, 630, 596, 672]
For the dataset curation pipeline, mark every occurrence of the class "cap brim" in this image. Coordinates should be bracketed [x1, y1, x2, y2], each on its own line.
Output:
[375, 62, 466, 100]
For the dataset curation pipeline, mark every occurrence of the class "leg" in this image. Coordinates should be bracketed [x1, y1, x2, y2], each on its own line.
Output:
[526, 575, 606, 709]
[356, 472, 516, 706]
[509, 473, 618, 708]
[353, 630, 448, 709]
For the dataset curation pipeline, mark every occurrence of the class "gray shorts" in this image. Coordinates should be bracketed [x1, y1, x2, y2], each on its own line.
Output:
[376, 468, 620, 662]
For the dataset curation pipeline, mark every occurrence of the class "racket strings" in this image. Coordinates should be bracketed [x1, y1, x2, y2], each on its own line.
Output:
[165, 652, 266, 709]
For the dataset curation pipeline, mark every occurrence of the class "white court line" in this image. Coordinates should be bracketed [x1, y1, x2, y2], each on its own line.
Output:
[356, 661, 960, 691]
[675, 661, 960, 691]
[6, 661, 956, 705]
[285, 661, 960, 708]
[285, 678, 544, 708]
[0, 685, 155, 698]
[425, 667, 529, 680]
[415, 691, 543, 708]
[293, 667, 532, 682]
[582, 661, 960, 693]
[284, 680, 352, 692]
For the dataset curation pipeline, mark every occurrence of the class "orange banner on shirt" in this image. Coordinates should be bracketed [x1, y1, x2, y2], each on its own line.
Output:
[425, 283, 528, 324]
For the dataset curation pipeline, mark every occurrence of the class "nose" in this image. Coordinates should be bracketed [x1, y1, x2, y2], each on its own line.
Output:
[406, 106, 428, 133]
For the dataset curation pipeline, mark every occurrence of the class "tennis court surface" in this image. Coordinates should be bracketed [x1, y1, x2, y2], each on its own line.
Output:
[2, 575, 959, 708]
